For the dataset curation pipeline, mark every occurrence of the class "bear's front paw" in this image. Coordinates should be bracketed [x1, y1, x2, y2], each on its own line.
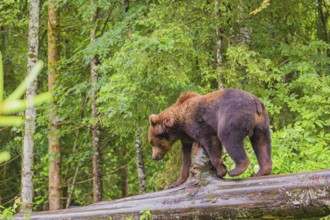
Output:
[216, 163, 227, 178]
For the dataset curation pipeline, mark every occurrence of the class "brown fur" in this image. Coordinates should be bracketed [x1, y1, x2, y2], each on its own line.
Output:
[148, 88, 272, 188]
[175, 92, 199, 105]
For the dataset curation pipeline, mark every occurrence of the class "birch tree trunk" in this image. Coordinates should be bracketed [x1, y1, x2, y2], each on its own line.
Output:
[215, 0, 223, 89]
[90, 0, 102, 203]
[135, 131, 146, 194]
[48, 0, 62, 210]
[21, 0, 39, 212]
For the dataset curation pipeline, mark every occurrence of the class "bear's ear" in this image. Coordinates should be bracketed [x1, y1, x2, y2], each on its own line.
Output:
[149, 114, 159, 126]
[163, 117, 174, 128]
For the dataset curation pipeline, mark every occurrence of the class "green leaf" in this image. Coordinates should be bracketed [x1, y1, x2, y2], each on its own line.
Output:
[0, 151, 10, 164]
[0, 116, 23, 126]
[0, 92, 51, 114]
[5, 60, 44, 102]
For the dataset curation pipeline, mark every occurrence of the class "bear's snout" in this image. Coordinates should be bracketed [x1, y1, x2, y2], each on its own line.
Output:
[152, 154, 163, 160]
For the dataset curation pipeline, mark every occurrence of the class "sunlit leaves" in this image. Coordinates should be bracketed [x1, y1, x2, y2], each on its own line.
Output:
[0, 0, 28, 27]
[97, 22, 197, 132]
[250, 0, 270, 15]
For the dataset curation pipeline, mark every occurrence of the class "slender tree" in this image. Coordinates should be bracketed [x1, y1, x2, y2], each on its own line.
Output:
[120, 165, 128, 198]
[319, 0, 330, 56]
[317, 0, 329, 44]
[21, 0, 40, 212]
[215, 0, 223, 89]
[237, 1, 251, 46]
[135, 130, 146, 194]
[122, 0, 129, 14]
[48, 0, 62, 210]
[90, 0, 102, 203]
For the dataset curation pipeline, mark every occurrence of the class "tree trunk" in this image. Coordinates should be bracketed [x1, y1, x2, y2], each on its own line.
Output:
[237, 1, 252, 46]
[122, 0, 129, 14]
[135, 130, 146, 194]
[21, 0, 39, 212]
[48, 0, 62, 211]
[215, 0, 223, 89]
[15, 146, 330, 219]
[120, 165, 128, 198]
[317, 0, 329, 43]
[90, 0, 102, 203]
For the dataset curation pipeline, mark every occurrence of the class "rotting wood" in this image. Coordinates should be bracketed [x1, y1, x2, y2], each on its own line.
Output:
[16, 146, 330, 219]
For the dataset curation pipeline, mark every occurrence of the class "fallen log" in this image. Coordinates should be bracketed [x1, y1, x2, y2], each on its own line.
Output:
[16, 147, 330, 219]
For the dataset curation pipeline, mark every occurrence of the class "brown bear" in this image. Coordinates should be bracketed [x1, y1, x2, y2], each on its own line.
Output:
[148, 88, 272, 189]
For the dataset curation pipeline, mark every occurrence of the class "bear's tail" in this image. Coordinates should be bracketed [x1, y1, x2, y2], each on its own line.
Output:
[255, 99, 264, 115]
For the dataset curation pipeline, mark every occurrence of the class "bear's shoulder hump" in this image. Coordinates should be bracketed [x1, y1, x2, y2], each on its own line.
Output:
[176, 92, 200, 105]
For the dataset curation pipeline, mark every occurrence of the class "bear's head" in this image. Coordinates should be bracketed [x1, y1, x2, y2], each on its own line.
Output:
[148, 114, 176, 160]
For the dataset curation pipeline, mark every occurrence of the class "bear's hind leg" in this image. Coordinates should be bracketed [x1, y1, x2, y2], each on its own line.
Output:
[218, 130, 250, 177]
[250, 128, 272, 177]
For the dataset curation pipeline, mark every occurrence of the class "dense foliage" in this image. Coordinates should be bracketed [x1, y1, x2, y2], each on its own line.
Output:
[0, 0, 329, 211]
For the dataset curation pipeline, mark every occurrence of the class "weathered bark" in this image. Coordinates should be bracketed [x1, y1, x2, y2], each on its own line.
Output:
[17, 146, 330, 219]
[48, 0, 62, 211]
[90, 0, 102, 203]
[215, 0, 223, 89]
[21, 0, 39, 212]
[135, 130, 146, 194]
